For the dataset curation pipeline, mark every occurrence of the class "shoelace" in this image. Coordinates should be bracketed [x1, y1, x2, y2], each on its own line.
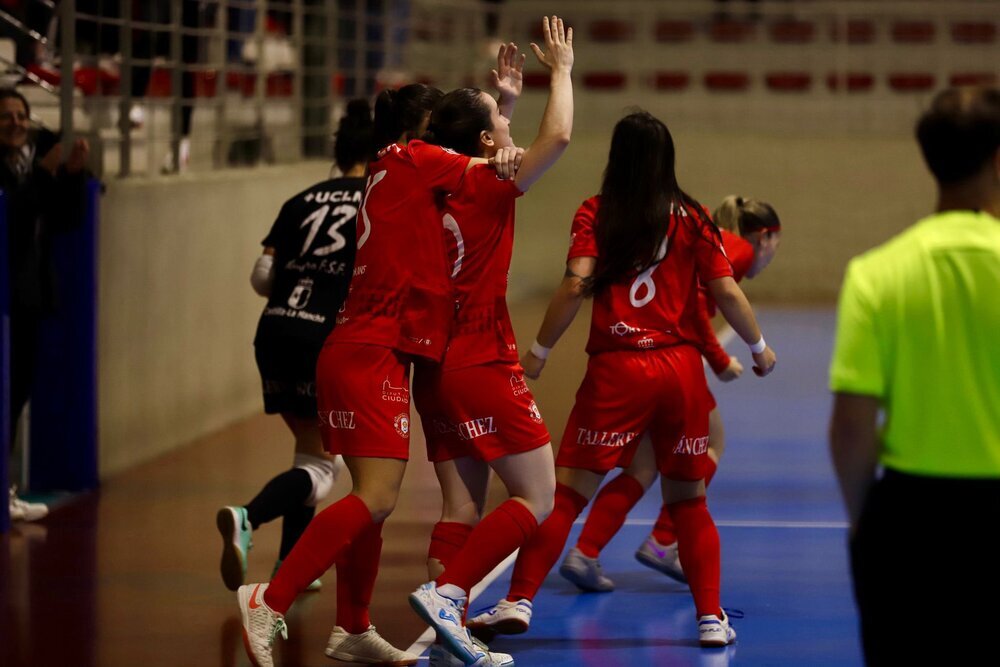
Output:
[269, 617, 288, 645]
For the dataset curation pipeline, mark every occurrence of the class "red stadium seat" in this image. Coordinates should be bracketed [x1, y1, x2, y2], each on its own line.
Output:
[826, 72, 875, 92]
[708, 20, 756, 43]
[148, 68, 173, 97]
[769, 20, 815, 44]
[193, 70, 218, 98]
[891, 21, 935, 43]
[266, 73, 293, 97]
[331, 73, 345, 96]
[887, 73, 935, 92]
[704, 71, 751, 91]
[99, 69, 120, 96]
[655, 20, 695, 43]
[583, 72, 627, 91]
[522, 72, 550, 90]
[765, 72, 812, 92]
[589, 20, 633, 43]
[73, 67, 101, 96]
[830, 20, 876, 44]
[950, 72, 997, 87]
[951, 22, 997, 44]
[651, 71, 691, 91]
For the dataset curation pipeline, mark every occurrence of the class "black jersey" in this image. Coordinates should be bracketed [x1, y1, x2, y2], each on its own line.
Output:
[254, 177, 365, 344]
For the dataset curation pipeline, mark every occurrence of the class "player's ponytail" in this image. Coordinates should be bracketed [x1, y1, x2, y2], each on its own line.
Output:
[712, 196, 782, 236]
[372, 83, 443, 152]
[334, 98, 374, 173]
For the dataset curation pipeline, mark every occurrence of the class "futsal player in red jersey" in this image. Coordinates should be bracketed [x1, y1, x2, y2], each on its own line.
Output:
[556, 196, 783, 591]
[235, 84, 521, 667]
[406, 17, 573, 667]
[468, 113, 776, 649]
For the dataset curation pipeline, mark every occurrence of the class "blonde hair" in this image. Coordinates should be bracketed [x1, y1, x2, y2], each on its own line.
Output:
[712, 196, 781, 236]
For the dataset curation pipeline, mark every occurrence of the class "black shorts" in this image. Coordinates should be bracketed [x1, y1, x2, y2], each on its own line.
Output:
[254, 335, 325, 418]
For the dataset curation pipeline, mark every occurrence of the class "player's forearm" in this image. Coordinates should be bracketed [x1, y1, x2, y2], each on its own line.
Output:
[829, 393, 881, 531]
[515, 68, 572, 191]
[498, 94, 517, 121]
[708, 277, 763, 346]
[535, 276, 585, 349]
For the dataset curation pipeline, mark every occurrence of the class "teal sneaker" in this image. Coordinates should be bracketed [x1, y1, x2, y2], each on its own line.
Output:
[217, 506, 253, 591]
[272, 559, 322, 592]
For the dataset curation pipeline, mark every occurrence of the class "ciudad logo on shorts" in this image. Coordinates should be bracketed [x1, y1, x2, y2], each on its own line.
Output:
[393, 413, 410, 438]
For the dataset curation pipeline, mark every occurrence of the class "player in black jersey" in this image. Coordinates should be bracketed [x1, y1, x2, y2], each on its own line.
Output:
[216, 100, 373, 592]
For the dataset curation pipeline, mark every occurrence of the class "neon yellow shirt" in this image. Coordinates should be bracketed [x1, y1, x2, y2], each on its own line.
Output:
[830, 210, 1000, 477]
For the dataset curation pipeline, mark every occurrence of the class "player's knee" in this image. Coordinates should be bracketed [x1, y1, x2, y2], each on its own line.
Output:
[441, 499, 482, 526]
[353, 488, 398, 522]
[295, 453, 342, 506]
[523, 491, 555, 522]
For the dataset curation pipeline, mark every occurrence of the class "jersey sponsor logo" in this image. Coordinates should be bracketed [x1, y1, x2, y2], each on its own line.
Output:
[393, 413, 410, 438]
[637, 337, 655, 349]
[304, 190, 363, 205]
[610, 321, 639, 336]
[320, 410, 356, 430]
[576, 428, 637, 448]
[673, 434, 710, 456]
[528, 400, 544, 424]
[456, 416, 497, 441]
[381, 378, 409, 403]
[284, 257, 351, 276]
[288, 277, 314, 310]
[353, 264, 367, 277]
[408, 337, 433, 346]
[510, 373, 529, 396]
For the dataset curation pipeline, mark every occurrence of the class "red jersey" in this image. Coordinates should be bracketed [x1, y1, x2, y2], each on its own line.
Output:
[695, 228, 755, 373]
[330, 140, 470, 360]
[568, 196, 733, 355]
[439, 164, 523, 369]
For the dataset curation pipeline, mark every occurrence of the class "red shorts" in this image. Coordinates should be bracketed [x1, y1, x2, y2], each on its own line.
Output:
[555, 346, 714, 481]
[316, 342, 414, 459]
[413, 361, 551, 463]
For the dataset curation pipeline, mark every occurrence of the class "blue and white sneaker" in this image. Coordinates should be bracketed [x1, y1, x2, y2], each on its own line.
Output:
[467, 598, 533, 639]
[218, 506, 253, 591]
[698, 609, 737, 647]
[559, 547, 615, 592]
[429, 639, 514, 667]
[409, 582, 506, 666]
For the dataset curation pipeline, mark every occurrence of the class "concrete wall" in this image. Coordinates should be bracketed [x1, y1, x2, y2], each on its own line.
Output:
[98, 163, 333, 477]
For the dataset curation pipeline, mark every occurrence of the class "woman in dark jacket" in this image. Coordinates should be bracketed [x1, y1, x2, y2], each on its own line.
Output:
[1, 88, 89, 521]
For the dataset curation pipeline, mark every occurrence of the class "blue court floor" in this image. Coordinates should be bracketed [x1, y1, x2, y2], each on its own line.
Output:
[451, 308, 864, 666]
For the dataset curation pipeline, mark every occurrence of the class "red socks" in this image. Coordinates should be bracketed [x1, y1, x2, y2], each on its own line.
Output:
[576, 474, 645, 558]
[508, 484, 588, 602]
[265, 494, 373, 614]
[652, 459, 718, 545]
[670, 496, 721, 618]
[336, 521, 384, 634]
[437, 499, 538, 595]
[428, 521, 474, 570]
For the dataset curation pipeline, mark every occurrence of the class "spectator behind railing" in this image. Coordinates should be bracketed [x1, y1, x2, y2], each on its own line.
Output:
[0, 87, 89, 522]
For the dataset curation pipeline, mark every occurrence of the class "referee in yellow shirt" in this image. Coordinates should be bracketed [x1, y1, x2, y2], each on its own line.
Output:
[829, 86, 1000, 665]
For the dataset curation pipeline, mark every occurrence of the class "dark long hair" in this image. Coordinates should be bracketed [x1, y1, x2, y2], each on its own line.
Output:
[588, 111, 716, 296]
[372, 83, 443, 152]
[334, 98, 374, 172]
[423, 88, 492, 158]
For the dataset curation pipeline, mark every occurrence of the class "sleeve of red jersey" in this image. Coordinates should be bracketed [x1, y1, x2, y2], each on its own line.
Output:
[410, 140, 472, 193]
[721, 229, 755, 282]
[693, 220, 734, 283]
[692, 291, 732, 375]
[566, 197, 600, 261]
[469, 163, 524, 202]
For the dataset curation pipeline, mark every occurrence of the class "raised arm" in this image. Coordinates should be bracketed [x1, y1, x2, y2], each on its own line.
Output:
[513, 15, 574, 193]
[521, 256, 595, 379]
[707, 275, 776, 376]
[493, 42, 525, 121]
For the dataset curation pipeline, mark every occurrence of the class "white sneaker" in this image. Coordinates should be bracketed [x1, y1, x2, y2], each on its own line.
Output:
[698, 609, 737, 647]
[467, 598, 533, 639]
[237, 583, 287, 667]
[635, 536, 687, 584]
[324, 625, 418, 665]
[429, 641, 514, 667]
[409, 582, 491, 666]
[9, 486, 48, 522]
[558, 547, 614, 592]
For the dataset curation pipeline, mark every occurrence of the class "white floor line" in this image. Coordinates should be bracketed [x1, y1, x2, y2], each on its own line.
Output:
[406, 549, 520, 658]
[583, 518, 849, 529]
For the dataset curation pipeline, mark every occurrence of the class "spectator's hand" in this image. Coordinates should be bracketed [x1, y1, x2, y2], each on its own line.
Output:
[492, 42, 525, 105]
[529, 15, 574, 73]
[717, 356, 744, 382]
[752, 346, 777, 377]
[521, 350, 546, 379]
[38, 142, 62, 176]
[489, 145, 524, 180]
[66, 138, 90, 174]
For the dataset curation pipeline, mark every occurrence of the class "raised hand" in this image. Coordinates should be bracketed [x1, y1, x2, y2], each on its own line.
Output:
[529, 15, 574, 73]
[492, 42, 526, 104]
